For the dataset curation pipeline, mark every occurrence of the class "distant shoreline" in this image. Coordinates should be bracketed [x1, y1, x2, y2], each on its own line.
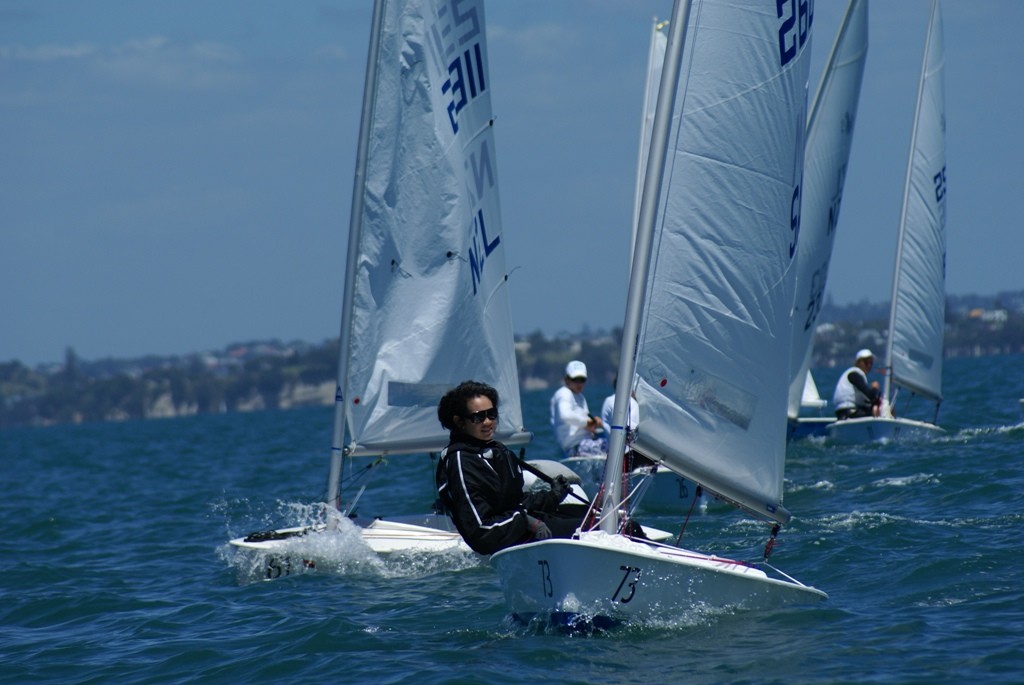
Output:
[3, 290, 1022, 428]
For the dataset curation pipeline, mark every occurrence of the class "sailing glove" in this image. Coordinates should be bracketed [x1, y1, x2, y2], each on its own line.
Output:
[550, 474, 570, 502]
[526, 515, 552, 540]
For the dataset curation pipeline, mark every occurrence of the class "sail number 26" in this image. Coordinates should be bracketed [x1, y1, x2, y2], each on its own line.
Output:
[777, 0, 813, 67]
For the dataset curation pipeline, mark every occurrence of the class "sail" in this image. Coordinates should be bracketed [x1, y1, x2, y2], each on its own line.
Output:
[630, 1, 813, 522]
[801, 370, 828, 409]
[886, 0, 946, 403]
[786, 0, 868, 419]
[338, 0, 525, 457]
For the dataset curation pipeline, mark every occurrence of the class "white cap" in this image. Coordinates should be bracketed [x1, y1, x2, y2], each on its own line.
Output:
[855, 348, 875, 361]
[565, 360, 587, 379]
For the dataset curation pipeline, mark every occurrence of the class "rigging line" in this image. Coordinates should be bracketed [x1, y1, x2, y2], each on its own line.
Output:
[581, 447, 649, 534]
[616, 467, 652, 513]
[761, 561, 810, 587]
[332, 456, 386, 502]
[584, 471, 649, 537]
[481, 269, 514, 311]
[626, 466, 655, 515]
[326, 458, 388, 521]
[762, 523, 781, 561]
[674, 484, 704, 546]
[577, 494, 602, 537]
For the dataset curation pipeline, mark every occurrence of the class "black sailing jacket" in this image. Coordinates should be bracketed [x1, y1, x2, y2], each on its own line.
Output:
[435, 431, 560, 555]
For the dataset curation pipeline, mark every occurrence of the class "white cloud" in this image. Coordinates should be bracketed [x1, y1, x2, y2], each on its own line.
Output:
[0, 42, 97, 61]
[1, 36, 248, 91]
[96, 36, 248, 91]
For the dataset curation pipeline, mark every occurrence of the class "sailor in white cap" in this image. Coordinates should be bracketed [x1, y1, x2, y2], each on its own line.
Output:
[550, 360, 604, 456]
[832, 349, 882, 420]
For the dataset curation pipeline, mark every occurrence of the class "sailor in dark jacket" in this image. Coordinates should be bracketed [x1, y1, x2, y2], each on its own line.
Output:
[435, 380, 577, 555]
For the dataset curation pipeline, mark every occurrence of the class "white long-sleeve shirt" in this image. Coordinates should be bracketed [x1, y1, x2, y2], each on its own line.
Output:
[600, 394, 639, 433]
[550, 385, 591, 453]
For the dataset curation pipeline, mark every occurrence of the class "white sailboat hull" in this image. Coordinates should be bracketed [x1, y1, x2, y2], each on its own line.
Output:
[787, 416, 835, 441]
[491, 533, 826, 627]
[229, 516, 469, 557]
[229, 517, 471, 580]
[826, 416, 945, 444]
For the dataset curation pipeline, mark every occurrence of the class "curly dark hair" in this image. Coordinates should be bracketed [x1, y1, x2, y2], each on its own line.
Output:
[437, 380, 499, 431]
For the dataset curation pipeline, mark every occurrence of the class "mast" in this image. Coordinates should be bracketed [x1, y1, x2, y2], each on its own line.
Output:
[883, 0, 938, 411]
[601, 0, 692, 534]
[630, 18, 667, 266]
[326, 0, 385, 512]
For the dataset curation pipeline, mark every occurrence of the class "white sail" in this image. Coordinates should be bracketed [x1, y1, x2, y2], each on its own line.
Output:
[787, 0, 869, 419]
[885, 0, 946, 404]
[628, 0, 813, 523]
[335, 0, 526, 461]
[230, 0, 530, 563]
[801, 370, 828, 409]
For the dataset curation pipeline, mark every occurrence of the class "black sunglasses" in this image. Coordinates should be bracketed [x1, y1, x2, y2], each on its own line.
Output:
[465, 407, 498, 424]
[570, 376, 587, 383]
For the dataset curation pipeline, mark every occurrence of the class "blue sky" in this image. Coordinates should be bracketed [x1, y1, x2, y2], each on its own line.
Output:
[3, 1, 1021, 366]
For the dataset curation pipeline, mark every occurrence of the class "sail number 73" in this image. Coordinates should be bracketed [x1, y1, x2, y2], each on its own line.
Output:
[612, 566, 642, 604]
[536, 561, 642, 604]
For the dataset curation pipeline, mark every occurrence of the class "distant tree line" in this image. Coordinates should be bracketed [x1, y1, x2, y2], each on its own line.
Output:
[0, 344, 338, 428]
[2, 290, 1022, 428]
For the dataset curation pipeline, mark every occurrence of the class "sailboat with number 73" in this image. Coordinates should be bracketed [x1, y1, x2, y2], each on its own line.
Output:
[491, 0, 827, 626]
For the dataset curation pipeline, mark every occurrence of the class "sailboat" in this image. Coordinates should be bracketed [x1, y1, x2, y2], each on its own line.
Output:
[492, 0, 827, 625]
[230, 0, 531, 561]
[827, 0, 947, 445]
[787, 0, 869, 441]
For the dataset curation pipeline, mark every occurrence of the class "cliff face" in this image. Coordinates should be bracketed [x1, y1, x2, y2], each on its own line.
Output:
[1, 368, 339, 428]
[277, 381, 335, 410]
[133, 381, 336, 422]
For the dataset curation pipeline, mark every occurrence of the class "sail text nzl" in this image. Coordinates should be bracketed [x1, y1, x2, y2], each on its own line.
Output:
[466, 138, 500, 296]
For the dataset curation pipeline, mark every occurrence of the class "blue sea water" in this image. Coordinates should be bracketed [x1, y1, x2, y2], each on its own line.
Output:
[2, 354, 1022, 684]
